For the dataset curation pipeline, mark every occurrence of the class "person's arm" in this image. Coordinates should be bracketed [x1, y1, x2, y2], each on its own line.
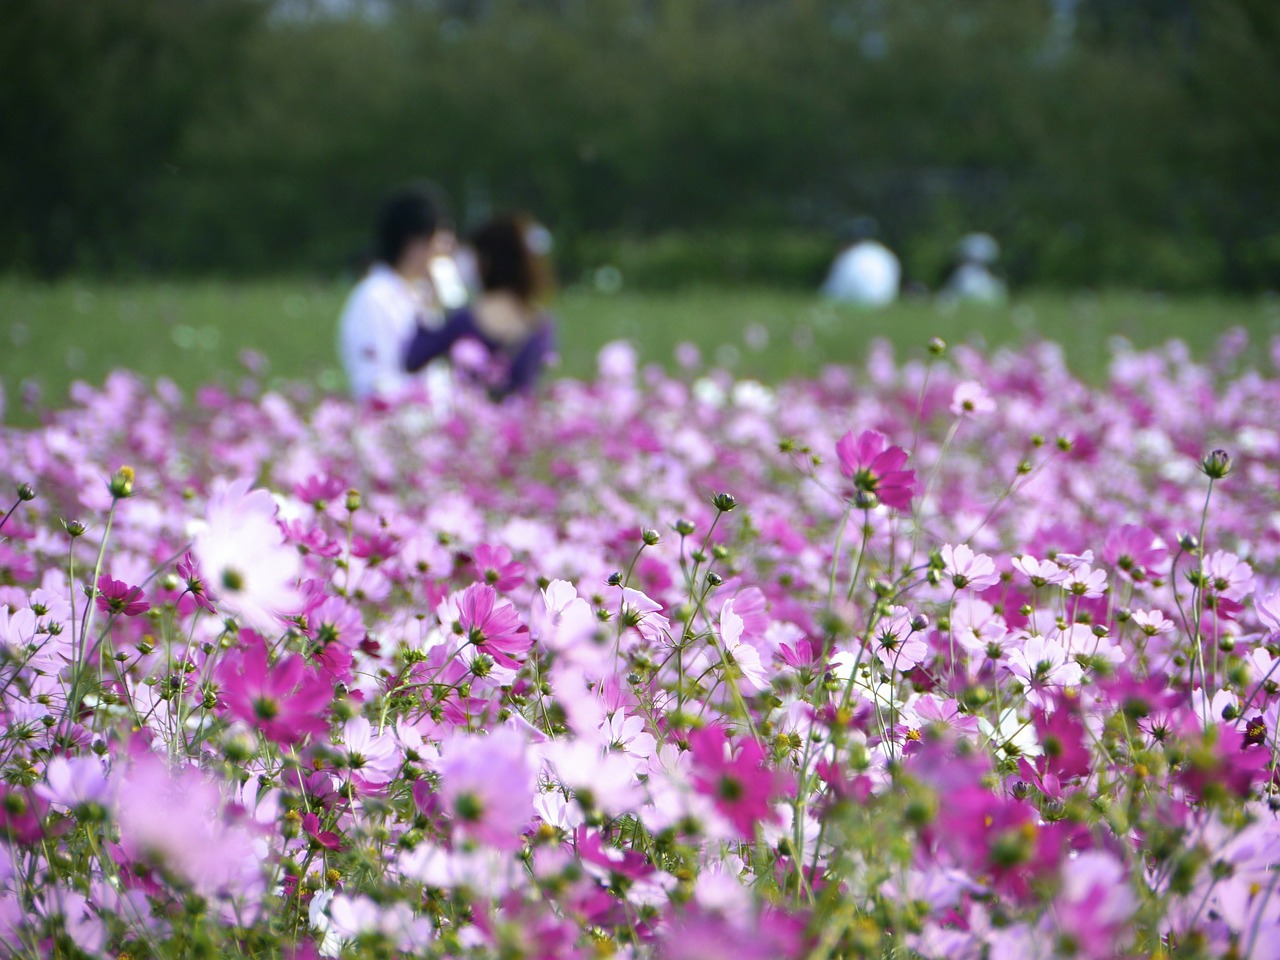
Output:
[404, 310, 472, 372]
[500, 319, 555, 397]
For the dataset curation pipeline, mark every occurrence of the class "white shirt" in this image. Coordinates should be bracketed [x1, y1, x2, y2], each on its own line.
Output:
[943, 263, 1007, 304]
[821, 241, 901, 307]
[337, 265, 437, 401]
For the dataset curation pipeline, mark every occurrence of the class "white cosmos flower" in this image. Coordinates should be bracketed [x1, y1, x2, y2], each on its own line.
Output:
[192, 478, 302, 633]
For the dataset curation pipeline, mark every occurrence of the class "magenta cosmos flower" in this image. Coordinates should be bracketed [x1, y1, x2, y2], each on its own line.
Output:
[688, 726, 791, 839]
[835, 429, 915, 510]
[216, 631, 331, 745]
[95, 575, 149, 618]
[457, 583, 531, 667]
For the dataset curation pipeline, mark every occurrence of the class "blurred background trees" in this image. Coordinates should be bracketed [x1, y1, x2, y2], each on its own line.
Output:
[3, 0, 1277, 290]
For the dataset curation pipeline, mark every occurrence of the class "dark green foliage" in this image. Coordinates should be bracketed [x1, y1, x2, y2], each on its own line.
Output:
[2, 0, 1277, 289]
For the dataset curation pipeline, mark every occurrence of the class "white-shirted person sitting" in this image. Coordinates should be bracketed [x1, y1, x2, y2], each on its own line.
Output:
[940, 232, 1008, 304]
[338, 187, 456, 403]
[821, 216, 901, 308]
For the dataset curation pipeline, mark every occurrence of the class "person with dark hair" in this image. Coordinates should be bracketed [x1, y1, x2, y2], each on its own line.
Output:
[403, 213, 556, 399]
[338, 186, 456, 401]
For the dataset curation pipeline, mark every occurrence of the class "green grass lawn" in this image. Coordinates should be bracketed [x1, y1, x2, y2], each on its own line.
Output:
[2, 277, 1278, 422]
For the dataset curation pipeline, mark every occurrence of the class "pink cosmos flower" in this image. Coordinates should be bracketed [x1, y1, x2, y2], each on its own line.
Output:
[1011, 555, 1068, 587]
[1102, 524, 1167, 582]
[1004, 634, 1083, 703]
[193, 478, 302, 633]
[1063, 563, 1108, 599]
[292, 474, 346, 509]
[1049, 852, 1136, 959]
[1257, 589, 1280, 634]
[688, 726, 790, 838]
[941, 543, 1000, 590]
[37, 756, 114, 813]
[834, 429, 916, 510]
[471, 544, 525, 591]
[300, 595, 361, 682]
[870, 605, 928, 671]
[94, 575, 149, 618]
[301, 812, 344, 852]
[950, 380, 996, 417]
[216, 631, 331, 746]
[1203, 550, 1255, 601]
[456, 583, 531, 667]
[436, 728, 536, 850]
[719, 600, 770, 693]
[176, 552, 215, 613]
[115, 754, 263, 901]
[338, 717, 402, 789]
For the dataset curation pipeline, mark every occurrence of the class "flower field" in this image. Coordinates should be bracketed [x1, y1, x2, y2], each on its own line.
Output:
[2, 334, 1280, 959]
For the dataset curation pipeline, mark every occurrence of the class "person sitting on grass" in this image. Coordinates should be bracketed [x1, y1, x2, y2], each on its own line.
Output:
[821, 216, 901, 308]
[337, 186, 455, 403]
[404, 213, 557, 400]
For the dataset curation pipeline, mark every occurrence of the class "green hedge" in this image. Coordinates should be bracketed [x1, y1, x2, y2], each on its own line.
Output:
[2, 0, 1278, 291]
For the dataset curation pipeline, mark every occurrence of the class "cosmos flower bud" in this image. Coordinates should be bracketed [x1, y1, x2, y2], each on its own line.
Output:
[711, 492, 737, 512]
[674, 518, 696, 536]
[345, 488, 362, 512]
[910, 614, 930, 632]
[606, 571, 623, 586]
[107, 465, 135, 499]
[641, 528, 662, 546]
[63, 519, 87, 538]
[1200, 449, 1231, 479]
[927, 336, 946, 356]
[705, 571, 723, 587]
[1177, 532, 1200, 553]
[16, 483, 36, 502]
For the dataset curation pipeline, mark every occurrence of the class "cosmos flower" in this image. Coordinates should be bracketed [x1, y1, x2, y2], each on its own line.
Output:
[835, 429, 916, 510]
[193, 478, 302, 633]
[688, 726, 790, 839]
[94, 575, 149, 618]
[216, 631, 331, 746]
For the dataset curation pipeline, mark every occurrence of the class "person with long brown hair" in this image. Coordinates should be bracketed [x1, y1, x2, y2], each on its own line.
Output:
[403, 213, 556, 399]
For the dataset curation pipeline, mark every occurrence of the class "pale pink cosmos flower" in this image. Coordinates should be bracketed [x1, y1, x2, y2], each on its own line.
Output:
[611, 585, 673, 645]
[339, 717, 402, 788]
[719, 600, 770, 693]
[1255, 589, 1280, 634]
[602, 712, 656, 759]
[437, 729, 536, 850]
[1131, 609, 1175, 636]
[36, 888, 106, 957]
[1063, 563, 1108, 598]
[1049, 851, 1136, 960]
[1203, 550, 1255, 601]
[941, 543, 1000, 590]
[542, 740, 642, 815]
[870, 605, 928, 671]
[1011, 555, 1069, 587]
[115, 754, 263, 904]
[951, 596, 1009, 657]
[1004, 634, 1083, 703]
[326, 894, 434, 953]
[193, 478, 302, 633]
[950, 380, 996, 417]
[37, 756, 114, 812]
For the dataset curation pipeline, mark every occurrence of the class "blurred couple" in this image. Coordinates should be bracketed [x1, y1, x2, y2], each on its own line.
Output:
[338, 186, 556, 406]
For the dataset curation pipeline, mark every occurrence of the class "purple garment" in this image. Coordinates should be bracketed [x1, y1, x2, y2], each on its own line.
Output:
[403, 306, 555, 397]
